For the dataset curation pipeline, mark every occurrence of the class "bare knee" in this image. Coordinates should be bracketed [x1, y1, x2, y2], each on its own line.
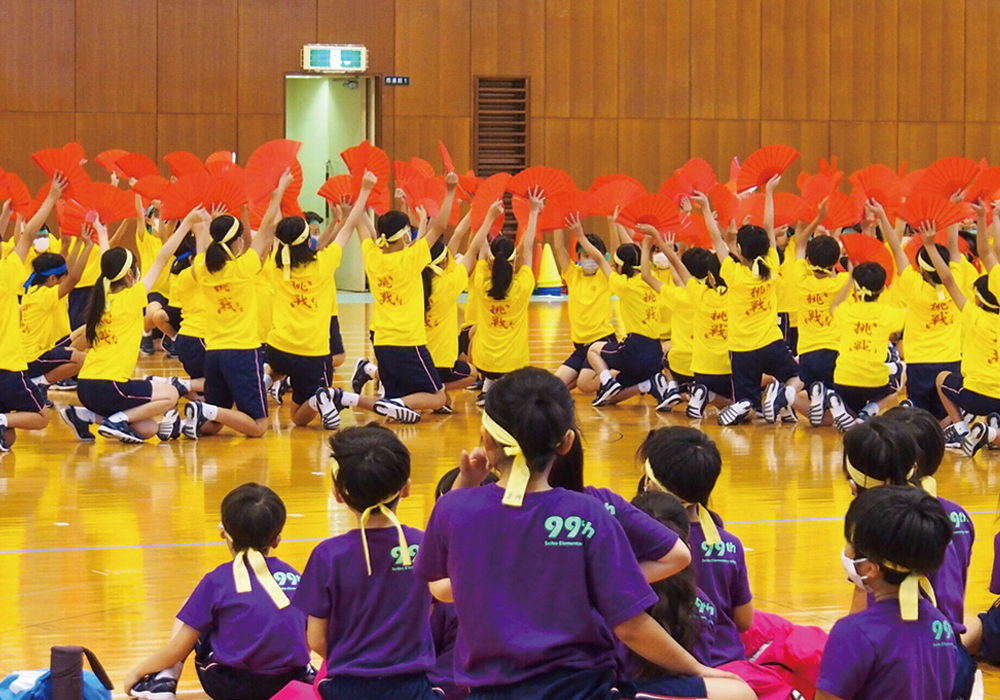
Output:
[247, 419, 269, 438]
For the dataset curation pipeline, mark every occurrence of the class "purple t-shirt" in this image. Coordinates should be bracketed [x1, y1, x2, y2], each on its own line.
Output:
[414, 484, 657, 688]
[621, 585, 717, 680]
[991, 532, 1000, 595]
[816, 598, 957, 700]
[688, 521, 752, 665]
[177, 556, 310, 674]
[583, 486, 680, 562]
[292, 526, 435, 678]
[428, 602, 460, 693]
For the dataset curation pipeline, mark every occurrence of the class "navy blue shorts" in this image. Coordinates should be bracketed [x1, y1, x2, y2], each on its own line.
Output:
[779, 313, 798, 355]
[600, 334, 663, 388]
[730, 339, 799, 408]
[204, 349, 268, 419]
[317, 673, 438, 700]
[663, 358, 694, 388]
[165, 305, 182, 331]
[978, 602, 1000, 665]
[906, 361, 961, 419]
[798, 348, 838, 386]
[194, 634, 313, 700]
[459, 326, 472, 357]
[0, 370, 45, 413]
[26, 346, 74, 378]
[266, 346, 330, 406]
[953, 639, 977, 700]
[623, 674, 708, 699]
[175, 335, 207, 379]
[77, 379, 153, 416]
[563, 334, 616, 374]
[68, 286, 93, 330]
[373, 345, 443, 399]
[147, 291, 168, 308]
[438, 360, 473, 386]
[832, 383, 894, 414]
[468, 668, 616, 700]
[329, 316, 345, 356]
[695, 372, 733, 399]
[941, 373, 1000, 417]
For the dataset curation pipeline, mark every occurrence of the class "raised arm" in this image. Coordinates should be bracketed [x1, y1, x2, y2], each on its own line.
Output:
[921, 222, 965, 309]
[251, 168, 294, 261]
[141, 208, 201, 292]
[457, 200, 503, 273]
[59, 236, 94, 298]
[797, 199, 829, 260]
[426, 172, 459, 248]
[830, 261, 855, 313]
[17, 174, 67, 261]
[639, 234, 663, 293]
[690, 191, 730, 264]
[654, 230, 690, 286]
[973, 200, 996, 271]
[763, 175, 779, 246]
[870, 199, 909, 275]
[570, 214, 612, 277]
[323, 172, 376, 251]
[552, 228, 572, 273]
[448, 211, 472, 257]
[519, 188, 542, 273]
[0, 200, 11, 242]
[946, 223, 961, 265]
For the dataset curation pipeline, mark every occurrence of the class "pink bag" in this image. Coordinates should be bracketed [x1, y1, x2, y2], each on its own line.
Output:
[719, 660, 797, 700]
[741, 611, 829, 700]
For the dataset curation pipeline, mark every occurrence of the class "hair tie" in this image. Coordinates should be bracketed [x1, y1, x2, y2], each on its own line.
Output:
[103, 249, 134, 295]
[917, 253, 937, 273]
[880, 559, 936, 621]
[808, 263, 834, 274]
[377, 224, 411, 249]
[427, 248, 448, 276]
[279, 227, 311, 280]
[221, 527, 290, 609]
[23, 263, 68, 292]
[854, 281, 875, 300]
[481, 411, 530, 507]
[750, 255, 766, 279]
[643, 460, 721, 546]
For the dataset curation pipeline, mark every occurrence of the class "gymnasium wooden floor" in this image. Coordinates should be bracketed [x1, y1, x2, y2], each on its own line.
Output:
[3, 295, 1000, 697]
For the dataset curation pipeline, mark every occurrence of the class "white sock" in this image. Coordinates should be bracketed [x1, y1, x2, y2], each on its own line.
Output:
[989, 426, 998, 442]
[340, 391, 360, 407]
[599, 370, 613, 384]
[637, 380, 652, 394]
[75, 407, 97, 423]
[861, 402, 879, 417]
[707, 391, 718, 401]
[483, 378, 495, 392]
[954, 420, 969, 434]
[142, 330, 152, 337]
[263, 374, 274, 391]
[201, 403, 219, 420]
[156, 662, 183, 680]
[784, 385, 797, 404]
[108, 412, 129, 423]
[307, 395, 319, 411]
[31, 375, 48, 387]
[0, 415, 7, 428]
[365, 362, 378, 378]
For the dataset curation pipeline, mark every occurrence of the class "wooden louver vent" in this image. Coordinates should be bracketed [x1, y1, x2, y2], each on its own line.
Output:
[473, 77, 529, 178]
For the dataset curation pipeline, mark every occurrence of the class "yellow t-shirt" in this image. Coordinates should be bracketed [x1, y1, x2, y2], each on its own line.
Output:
[173, 267, 209, 339]
[4, 237, 65, 275]
[776, 250, 799, 326]
[721, 249, 783, 352]
[833, 300, 906, 387]
[463, 262, 485, 329]
[688, 279, 730, 376]
[562, 264, 614, 345]
[960, 303, 1000, 398]
[896, 265, 963, 364]
[661, 284, 693, 376]
[961, 257, 981, 306]
[426, 260, 468, 368]
[363, 238, 431, 347]
[470, 263, 534, 373]
[20, 285, 71, 362]
[794, 259, 849, 355]
[137, 231, 170, 297]
[0, 255, 28, 372]
[78, 284, 147, 382]
[654, 267, 674, 340]
[609, 272, 659, 339]
[327, 243, 344, 318]
[77, 246, 101, 288]
[194, 253, 263, 351]
[268, 245, 342, 357]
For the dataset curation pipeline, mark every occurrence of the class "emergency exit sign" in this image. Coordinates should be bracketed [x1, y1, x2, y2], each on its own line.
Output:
[301, 44, 367, 73]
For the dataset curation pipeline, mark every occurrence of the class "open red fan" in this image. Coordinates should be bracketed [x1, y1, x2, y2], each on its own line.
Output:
[160, 172, 212, 220]
[369, 188, 391, 216]
[817, 156, 843, 190]
[740, 193, 814, 228]
[408, 158, 436, 179]
[511, 195, 566, 234]
[841, 233, 896, 284]
[165, 151, 206, 178]
[458, 171, 481, 198]
[75, 182, 135, 223]
[439, 142, 456, 174]
[849, 164, 902, 211]
[132, 175, 171, 202]
[342, 141, 390, 181]
[95, 149, 128, 176]
[206, 151, 235, 166]
[895, 195, 966, 231]
[393, 161, 425, 190]
[800, 173, 838, 207]
[617, 194, 681, 237]
[658, 175, 688, 206]
[911, 157, 980, 199]
[402, 177, 447, 217]
[897, 168, 925, 198]
[553, 189, 601, 226]
[471, 172, 512, 236]
[115, 153, 160, 180]
[708, 183, 740, 228]
[205, 158, 237, 178]
[724, 157, 741, 193]
[736, 145, 800, 194]
[507, 166, 573, 200]
[674, 215, 713, 248]
[904, 231, 970, 270]
[675, 158, 717, 196]
[246, 140, 302, 203]
[965, 166, 1000, 204]
[31, 148, 91, 200]
[3, 173, 35, 217]
[318, 174, 356, 206]
[61, 142, 86, 165]
[821, 193, 864, 230]
[56, 199, 87, 237]
[205, 177, 247, 214]
[589, 173, 643, 195]
[594, 179, 646, 216]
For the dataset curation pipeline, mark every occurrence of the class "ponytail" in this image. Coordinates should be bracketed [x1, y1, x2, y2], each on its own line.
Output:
[488, 236, 515, 300]
[736, 225, 771, 281]
[275, 217, 315, 280]
[170, 233, 197, 275]
[206, 215, 243, 273]
[86, 247, 134, 345]
[614, 243, 640, 278]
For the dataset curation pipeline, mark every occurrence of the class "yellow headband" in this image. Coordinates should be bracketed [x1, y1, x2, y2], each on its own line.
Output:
[481, 411, 530, 507]
[221, 527, 290, 609]
[613, 250, 624, 267]
[808, 263, 834, 274]
[845, 455, 915, 490]
[487, 245, 517, 263]
[103, 249, 134, 294]
[976, 288, 1000, 311]
[377, 224, 410, 248]
[331, 459, 411, 576]
[750, 255, 767, 279]
[217, 217, 241, 261]
[427, 247, 448, 276]
[643, 460, 721, 546]
[920, 475, 938, 498]
[917, 253, 937, 273]
[279, 227, 311, 280]
[881, 559, 936, 621]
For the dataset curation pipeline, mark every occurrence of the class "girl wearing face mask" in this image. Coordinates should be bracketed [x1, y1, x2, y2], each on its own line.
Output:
[137, 203, 173, 357]
[550, 216, 616, 393]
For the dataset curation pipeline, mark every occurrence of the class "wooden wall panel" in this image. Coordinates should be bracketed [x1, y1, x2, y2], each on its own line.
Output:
[393, 0, 471, 117]
[0, 114, 77, 190]
[76, 114, 159, 181]
[690, 121, 761, 180]
[392, 117, 471, 172]
[761, 0, 830, 120]
[617, 120, 690, 192]
[237, 115, 284, 164]
[157, 115, 238, 162]
[965, 0, 1000, 122]
[76, 0, 157, 113]
[544, 0, 618, 118]
[896, 123, 964, 168]
[830, 0, 899, 121]
[471, 0, 546, 115]
[829, 122, 898, 175]
[157, 0, 238, 114]
[897, 0, 965, 122]
[0, 0, 75, 112]
[317, 0, 394, 75]
[691, 0, 761, 120]
[760, 122, 830, 186]
[238, 0, 317, 114]
[618, 0, 690, 119]
[543, 119, 619, 190]
[965, 124, 1000, 165]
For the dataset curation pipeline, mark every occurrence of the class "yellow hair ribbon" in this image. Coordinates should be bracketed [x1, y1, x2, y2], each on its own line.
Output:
[218, 217, 241, 261]
[613, 250, 624, 267]
[917, 253, 937, 273]
[279, 227, 311, 280]
[920, 475, 938, 498]
[221, 528, 290, 609]
[854, 281, 875, 300]
[881, 559, 936, 621]
[482, 410, 530, 507]
[427, 248, 448, 276]
[750, 255, 767, 279]
[643, 460, 721, 546]
[377, 224, 411, 248]
[102, 249, 134, 295]
[808, 263, 833, 275]
[976, 288, 1000, 311]
[845, 455, 915, 489]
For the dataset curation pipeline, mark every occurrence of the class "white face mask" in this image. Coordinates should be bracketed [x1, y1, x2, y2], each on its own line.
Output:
[33, 237, 50, 253]
[652, 252, 670, 269]
[841, 548, 869, 590]
[580, 258, 599, 275]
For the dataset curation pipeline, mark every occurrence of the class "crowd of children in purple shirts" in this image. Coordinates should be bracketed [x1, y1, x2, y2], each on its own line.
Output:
[120, 367, 996, 700]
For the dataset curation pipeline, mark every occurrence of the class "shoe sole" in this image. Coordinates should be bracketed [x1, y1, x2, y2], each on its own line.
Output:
[97, 425, 145, 444]
[592, 385, 622, 407]
[374, 403, 421, 424]
[58, 408, 95, 442]
[316, 393, 342, 431]
[129, 690, 177, 700]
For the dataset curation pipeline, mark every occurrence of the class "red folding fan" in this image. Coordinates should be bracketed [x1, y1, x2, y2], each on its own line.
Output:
[318, 174, 356, 205]
[588, 173, 643, 195]
[246, 140, 302, 203]
[75, 182, 135, 223]
[674, 158, 717, 197]
[897, 168, 925, 198]
[674, 215, 713, 249]
[708, 183, 740, 228]
[95, 149, 128, 176]
[800, 173, 838, 207]
[342, 141, 390, 182]
[458, 170, 481, 198]
[370, 188, 391, 216]
[658, 175, 687, 206]
[840, 233, 896, 284]
[132, 175, 171, 202]
[408, 157, 436, 179]
[63, 142, 87, 165]
[402, 177, 447, 217]
[114, 153, 160, 180]
[965, 166, 1000, 204]
[553, 189, 601, 226]
[205, 177, 247, 214]
[740, 193, 814, 229]
[439, 142, 456, 174]
[508, 166, 573, 200]
[160, 172, 212, 220]
[724, 157, 741, 193]
[471, 172, 512, 235]
[511, 195, 566, 234]
[56, 199, 87, 237]
[393, 161, 425, 190]
[849, 164, 903, 211]
[736, 145, 800, 194]
[895, 195, 966, 231]
[165, 151, 207, 178]
[31, 148, 91, 200]
[205, 158, 237, 178]
[821, 192, 865, 230]
[206, 151, 236, 166]
[3, 173, 35, 217]
[817, 156, 843, 189]
[904, 231, 970, 269]
[617, 194, 682, 236]
[594, 179, 647, 216]
[911, 157, 981, 199]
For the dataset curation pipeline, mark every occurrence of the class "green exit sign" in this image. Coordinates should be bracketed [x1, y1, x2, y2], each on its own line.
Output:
[301, 44, 368, 73]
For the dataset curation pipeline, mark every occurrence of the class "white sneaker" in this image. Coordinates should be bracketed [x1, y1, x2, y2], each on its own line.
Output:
[374, 399, 421, 424]
[315, 388, 341, 431]
[808, 382, 826, 427]
[685, 383, 708, 419]
[717, 400, 752, 426]
[829, 393, 856, 433]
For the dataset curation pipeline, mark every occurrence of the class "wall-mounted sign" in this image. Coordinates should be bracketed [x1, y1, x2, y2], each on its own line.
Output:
[301, 44, 368, 73]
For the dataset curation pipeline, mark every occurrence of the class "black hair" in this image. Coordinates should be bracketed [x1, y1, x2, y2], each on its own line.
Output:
[852, 261, 887, 301]
[681, 247, 725, 289]
[629, 491, 701, 678]
[422, 239, 447, 313]
[488, 235, 516, 300]
[221, 482, 286, 552]
[376, 210, 410, 241]
[576, 233, 607, 258]
[639, 426, 722, 505]
[881, 407, 945, 479]
[206, 215, 244, 273]
[845, 485, 952, 586]
[736, 225, 771, 280]
[275, 216, 317, 270]
[330, 424, 411, 514]
[959, 229, 978, 259]
[484, 367, 582, 485]
[434, 466, 500, 500]
[806, 235, 841, 270]
[916, 244, 950, 285]
[29, 252, 68, 287]
[842, 416, 919, 491]
[304, 211, 323, 225]
[85, 247, 138, 345]
[615, 243, 640, 278]
[170, 232, 196, 275]
[974, 275, 999, 315]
